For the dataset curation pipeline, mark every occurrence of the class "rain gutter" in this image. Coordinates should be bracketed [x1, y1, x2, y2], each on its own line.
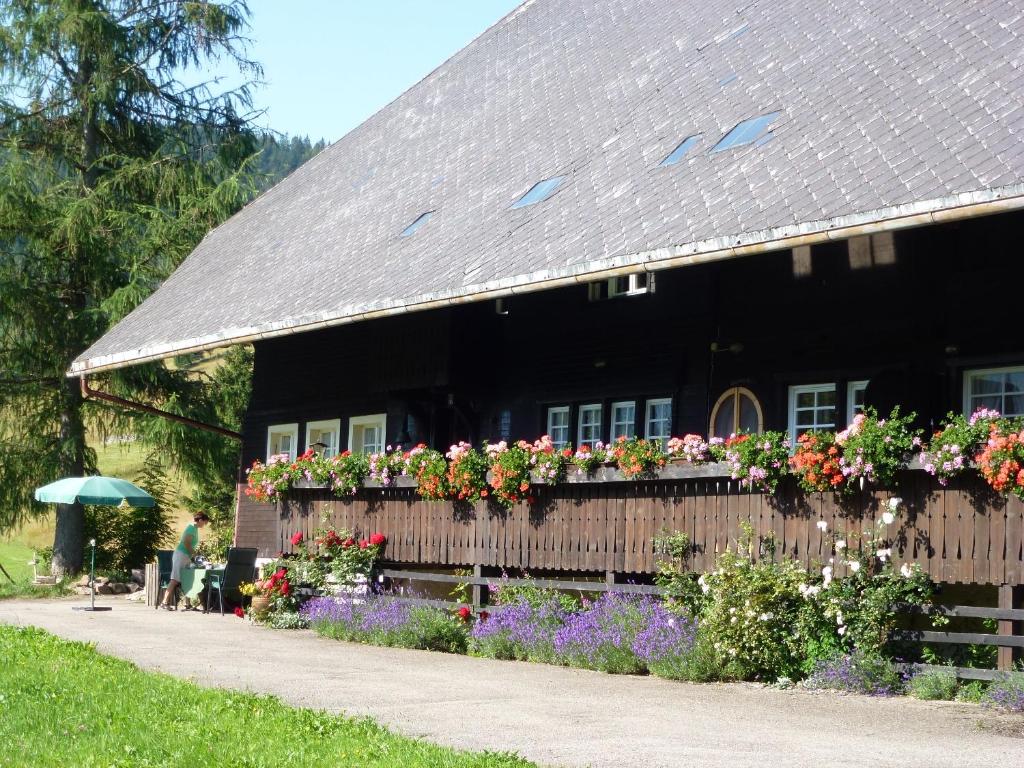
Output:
[79, 376, 242, 441]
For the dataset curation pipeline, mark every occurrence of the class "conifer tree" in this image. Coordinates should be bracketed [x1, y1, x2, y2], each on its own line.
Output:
[0, 0, 261, 575]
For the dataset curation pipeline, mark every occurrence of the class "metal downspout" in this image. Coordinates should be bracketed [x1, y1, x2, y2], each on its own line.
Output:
[79, 376, 242, 441]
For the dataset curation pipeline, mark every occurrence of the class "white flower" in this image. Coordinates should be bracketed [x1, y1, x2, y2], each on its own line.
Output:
[848, 561, 861, 573]
[836, 612, 844, 625]
[730, 616, 738, 624]
[759, 612, 774, 621]
[881, 511, 895, 525]
[838, 626, 847, 636]
[698, 574, 709, 594]
[887, 497, 902, 512]
[821, 565, 833, 586]
[876, 548, 891, 562]
[816, 520, 828, 532]
[900, 563, 913, 578]
[835, 539, 846, 550]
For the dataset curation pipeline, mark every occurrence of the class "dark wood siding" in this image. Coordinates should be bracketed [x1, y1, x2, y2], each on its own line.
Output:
[241, 209, 1024, 469]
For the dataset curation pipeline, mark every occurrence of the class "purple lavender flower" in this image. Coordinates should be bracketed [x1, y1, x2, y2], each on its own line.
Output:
[984, 672, 1024, 712]
[804, 651, 903, 696]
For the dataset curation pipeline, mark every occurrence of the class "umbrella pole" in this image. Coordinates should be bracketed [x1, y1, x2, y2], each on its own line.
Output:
[73, 538, 111, 612]
[89, 540, 95, 610]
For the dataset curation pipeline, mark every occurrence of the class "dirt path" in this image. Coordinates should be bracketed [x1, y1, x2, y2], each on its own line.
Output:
[2, 596, 1020, 768]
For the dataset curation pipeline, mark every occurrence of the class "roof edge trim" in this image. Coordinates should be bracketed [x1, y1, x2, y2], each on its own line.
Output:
[68, 183, 1024, 376]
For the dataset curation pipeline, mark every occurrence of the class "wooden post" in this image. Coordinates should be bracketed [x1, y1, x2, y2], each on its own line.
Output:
[997, 584, 1023, 671]
[471, 564, 486, 610]
[605, 571, 617, 588]
[144, 561, 159, 607]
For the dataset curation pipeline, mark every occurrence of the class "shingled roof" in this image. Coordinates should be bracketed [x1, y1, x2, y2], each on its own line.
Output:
[72, 0, 1024, 374]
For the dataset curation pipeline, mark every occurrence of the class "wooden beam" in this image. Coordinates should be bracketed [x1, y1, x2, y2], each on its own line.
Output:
[893, 630, 1024, 649]
[998, 584, 1023, 670]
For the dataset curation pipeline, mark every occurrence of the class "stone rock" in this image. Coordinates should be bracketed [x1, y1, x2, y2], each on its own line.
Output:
[110, 582, 129, 594]
[130, 569, 145, 585]
[77, 575, 91, 587]
[127, 582, 141, 593]
[75, 586, 92, 596]
[94, 576, 110, 585]
[95, 583, 114, 595]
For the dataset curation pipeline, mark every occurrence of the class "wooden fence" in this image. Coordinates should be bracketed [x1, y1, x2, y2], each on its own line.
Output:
[237, 470, 1024, 586]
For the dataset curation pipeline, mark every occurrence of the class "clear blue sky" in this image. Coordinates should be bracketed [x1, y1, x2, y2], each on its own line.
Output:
[220, 1, 523, 142]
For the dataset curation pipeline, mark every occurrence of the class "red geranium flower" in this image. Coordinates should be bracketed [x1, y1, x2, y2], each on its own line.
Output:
[342, 537, 355, 548]
[290, 531, 303, 546]
[233, 606, 245, 618]
[369, 532, 386, 547]
[358, 539, 369, 549]
[457, 606, 471, 622]
[479, 610, 490, 621]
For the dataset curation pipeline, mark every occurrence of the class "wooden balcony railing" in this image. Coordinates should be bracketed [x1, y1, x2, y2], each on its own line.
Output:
[235, 469, 1024, 586]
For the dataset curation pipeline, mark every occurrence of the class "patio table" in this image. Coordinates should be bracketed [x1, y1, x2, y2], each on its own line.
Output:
[178, 567, 224, 603]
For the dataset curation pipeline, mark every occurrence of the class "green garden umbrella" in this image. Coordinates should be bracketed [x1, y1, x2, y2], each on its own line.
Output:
[34, 475, 155, 508]
[34, 475, 156, 612]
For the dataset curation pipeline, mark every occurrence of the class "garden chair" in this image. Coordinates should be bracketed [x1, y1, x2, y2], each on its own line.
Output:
[154, 549, 174, 609]
[206, 547, 258, 615]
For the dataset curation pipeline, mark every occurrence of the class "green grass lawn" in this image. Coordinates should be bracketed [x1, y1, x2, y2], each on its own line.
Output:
[0, 625, 534, 768]
[0, 540, 71, 600]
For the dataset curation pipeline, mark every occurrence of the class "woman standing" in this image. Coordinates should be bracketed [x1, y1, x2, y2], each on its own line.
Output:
[160, 512, 210, 609]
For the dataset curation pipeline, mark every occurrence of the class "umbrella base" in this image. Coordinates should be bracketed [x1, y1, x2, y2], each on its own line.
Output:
[72, 606, 112, 612]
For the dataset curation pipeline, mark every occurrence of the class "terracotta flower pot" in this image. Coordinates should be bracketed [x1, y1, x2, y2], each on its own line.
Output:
[250, 595, 271, 617]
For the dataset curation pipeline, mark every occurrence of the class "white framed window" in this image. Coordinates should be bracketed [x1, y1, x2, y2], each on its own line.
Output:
[578, 404, 603, 448]
[788, 384, 837, 444]
[547, 406, 570, 449]
[846, 380, 869, 426]
[266, 423, 299, 461]
[964, 366, 1024, 418]
[611, 401, 636, 441]
[348, 414, 387, 454]
[645, 398, 672, 447]
[305, 419, 341, 458]
[588, 273, 654, 301]
[608, 273, 650, 297]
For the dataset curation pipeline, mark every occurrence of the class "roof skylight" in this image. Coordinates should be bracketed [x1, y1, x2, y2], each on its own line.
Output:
[400, 210, 434, 237]
[659, 135, 701, 167]
[712, 111, 782, 152]
[511, 176, 565, 208]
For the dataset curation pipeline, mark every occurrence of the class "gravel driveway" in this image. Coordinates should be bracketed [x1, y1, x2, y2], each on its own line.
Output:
[2, 596, 1021, 768]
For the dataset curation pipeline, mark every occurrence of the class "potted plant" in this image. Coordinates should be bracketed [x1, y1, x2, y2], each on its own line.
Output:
[239, 581, 270, 618]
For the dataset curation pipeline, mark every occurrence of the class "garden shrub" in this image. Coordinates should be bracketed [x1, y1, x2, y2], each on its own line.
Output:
[489, 574, 580, 613]
[404, 606, 469, 653]
[955, 680, 988, 703]
[794, 521, 933, 675]
[552, 593, 656, 674]
[631, 603, 701, 680]
[302, 596, 468, 654]
[803, 651, 905, 696]
[983, 671, 1024, 712]
[84, 452, 172, 574]
[471, 595, 568, 663]
[908, 668, 958, 700]
[698, 527, 808, 681]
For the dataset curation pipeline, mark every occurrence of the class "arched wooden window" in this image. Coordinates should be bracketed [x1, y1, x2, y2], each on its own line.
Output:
[709, 387, 763, 437]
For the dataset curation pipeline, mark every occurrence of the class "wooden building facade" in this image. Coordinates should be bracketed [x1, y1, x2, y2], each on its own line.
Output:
[235, 210, 1024, 591]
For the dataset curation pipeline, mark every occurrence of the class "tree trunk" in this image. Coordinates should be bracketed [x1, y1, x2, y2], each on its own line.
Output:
[50, 53, 98, 578]
[51, 377, 87, 577]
